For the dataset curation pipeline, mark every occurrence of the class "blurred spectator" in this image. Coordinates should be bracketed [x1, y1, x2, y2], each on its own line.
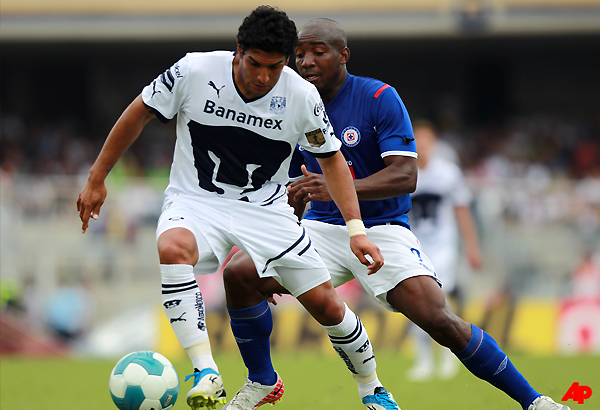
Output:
[44, 276, 94, 346]
[0, 113, 175, 177]
[570, 249, 600, 299]
[407, 120, 482, 381]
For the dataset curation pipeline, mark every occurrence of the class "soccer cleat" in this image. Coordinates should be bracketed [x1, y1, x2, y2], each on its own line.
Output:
[528, 396, 571, 410]
[222, 372, 284, 410]
[185, 368, 227, 409]
[362, 386, 401, 410]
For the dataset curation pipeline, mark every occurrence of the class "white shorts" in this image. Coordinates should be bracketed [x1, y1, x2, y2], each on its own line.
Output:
[156, 193, 330, 297]
[302, 219, 440, 311]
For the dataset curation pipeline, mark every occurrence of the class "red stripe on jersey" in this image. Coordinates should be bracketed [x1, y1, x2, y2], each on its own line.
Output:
[374, 84, 391, 98]
[349, 165, 356, 179]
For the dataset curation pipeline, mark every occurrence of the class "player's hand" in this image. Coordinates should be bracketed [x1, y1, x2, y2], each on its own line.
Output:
[266, 293, 283, 306]
[76, 179, 107, 233]
[349, 235, 384, 275]
[287, 165, 332, 203]
[467, 247, 483, 271]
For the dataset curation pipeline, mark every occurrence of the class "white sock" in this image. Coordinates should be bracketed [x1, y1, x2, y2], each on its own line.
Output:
[354, 370, 382, 398]
[161, 264, 217, 372]
[322, 304, 377, 392]
[186, 339, 219, 373]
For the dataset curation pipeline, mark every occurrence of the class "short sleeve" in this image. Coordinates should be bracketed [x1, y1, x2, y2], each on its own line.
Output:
[288, 146, 305, 181]
[375, 87, 417, 159]
[141, 54, 190, 123]
[296, 87, 341, 156]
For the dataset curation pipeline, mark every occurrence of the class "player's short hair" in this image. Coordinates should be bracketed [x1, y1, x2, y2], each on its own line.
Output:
[302, 18, 347, 51]
[237, 5, 298, 58]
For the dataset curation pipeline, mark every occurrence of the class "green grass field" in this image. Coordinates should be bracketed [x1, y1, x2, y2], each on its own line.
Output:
[1, 351, 598, 410]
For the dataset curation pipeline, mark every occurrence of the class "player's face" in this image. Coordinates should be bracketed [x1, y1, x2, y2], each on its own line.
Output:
[295, 35, 346, 101]
[234, 46, 288, 100]
[414, 127, 437, 163]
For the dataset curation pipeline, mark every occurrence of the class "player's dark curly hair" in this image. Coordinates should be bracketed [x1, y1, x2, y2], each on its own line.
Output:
[237, 5, 297, 57]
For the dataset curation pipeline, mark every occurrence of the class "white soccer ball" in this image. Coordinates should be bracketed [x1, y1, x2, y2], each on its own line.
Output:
[109, 350, 180, 410]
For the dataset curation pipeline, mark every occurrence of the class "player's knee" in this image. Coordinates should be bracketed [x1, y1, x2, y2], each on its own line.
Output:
[313, 297, 346, 326]
[424, 310, 468, 350]
[157, 235, 197, 265]
[223, 260, 252, 295]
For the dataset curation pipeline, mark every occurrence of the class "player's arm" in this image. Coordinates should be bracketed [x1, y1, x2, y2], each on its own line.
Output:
[316, 151, 384, 274]
[354, 155, 417, 199]
[455, 205, 482, 270]
[77, 94, 155, 233]
[352, 84, 418, 199]
[289, 155, 417, 203]
[287, 186, 307, 220]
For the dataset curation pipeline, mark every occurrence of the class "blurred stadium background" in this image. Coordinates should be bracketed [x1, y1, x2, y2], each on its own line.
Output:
[1, 0, 600, 390]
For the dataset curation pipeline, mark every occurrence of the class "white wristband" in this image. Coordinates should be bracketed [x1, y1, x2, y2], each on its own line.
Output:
[346, 219, 366, 237]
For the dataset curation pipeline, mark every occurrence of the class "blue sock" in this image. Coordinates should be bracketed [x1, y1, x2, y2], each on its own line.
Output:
[227, 299, 277, 385]
[454, 324, 541, 410]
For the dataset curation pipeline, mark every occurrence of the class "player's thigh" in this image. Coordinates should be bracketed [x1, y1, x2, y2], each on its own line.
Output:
[156, 196, 230, 274]
[387, 275, 446, 322]
[224, 250, 288, 296]
[349, 224, 440, 312]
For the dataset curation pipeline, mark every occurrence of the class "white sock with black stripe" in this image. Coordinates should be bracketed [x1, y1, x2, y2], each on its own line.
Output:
[161, 264, 218, 372]
[322, 304, 380, 398]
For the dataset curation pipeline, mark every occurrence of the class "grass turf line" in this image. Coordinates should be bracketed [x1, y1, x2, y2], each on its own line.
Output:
[1, 351, 597, 410]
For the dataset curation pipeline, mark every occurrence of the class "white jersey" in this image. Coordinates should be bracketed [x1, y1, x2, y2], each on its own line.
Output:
[141, 51, 340, 203]
[410, 157, 472, 286]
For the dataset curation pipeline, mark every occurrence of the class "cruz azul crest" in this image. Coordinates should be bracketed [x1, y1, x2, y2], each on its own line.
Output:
[342, 126, 361, 147]
[270, 96, 286, 114]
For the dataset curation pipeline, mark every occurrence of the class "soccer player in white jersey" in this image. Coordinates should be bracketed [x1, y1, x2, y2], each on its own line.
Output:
[407, 120, 482, 381]
[77, 6, 387, 410]
[223, 18, 571, 410]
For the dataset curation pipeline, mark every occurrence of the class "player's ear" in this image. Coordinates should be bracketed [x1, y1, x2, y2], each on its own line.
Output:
[340, 47, 350, 65]
[236, 41, 244, 55]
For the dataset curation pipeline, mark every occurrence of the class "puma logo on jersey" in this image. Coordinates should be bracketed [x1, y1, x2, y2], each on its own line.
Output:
[151, 80, 162, 97]
[203, 100, 283, 130]
[170, 312, 186, 323]
[208, 81, 225, 97]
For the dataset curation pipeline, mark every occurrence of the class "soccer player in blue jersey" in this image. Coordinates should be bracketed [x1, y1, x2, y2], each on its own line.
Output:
[223, 18, 570, 410]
